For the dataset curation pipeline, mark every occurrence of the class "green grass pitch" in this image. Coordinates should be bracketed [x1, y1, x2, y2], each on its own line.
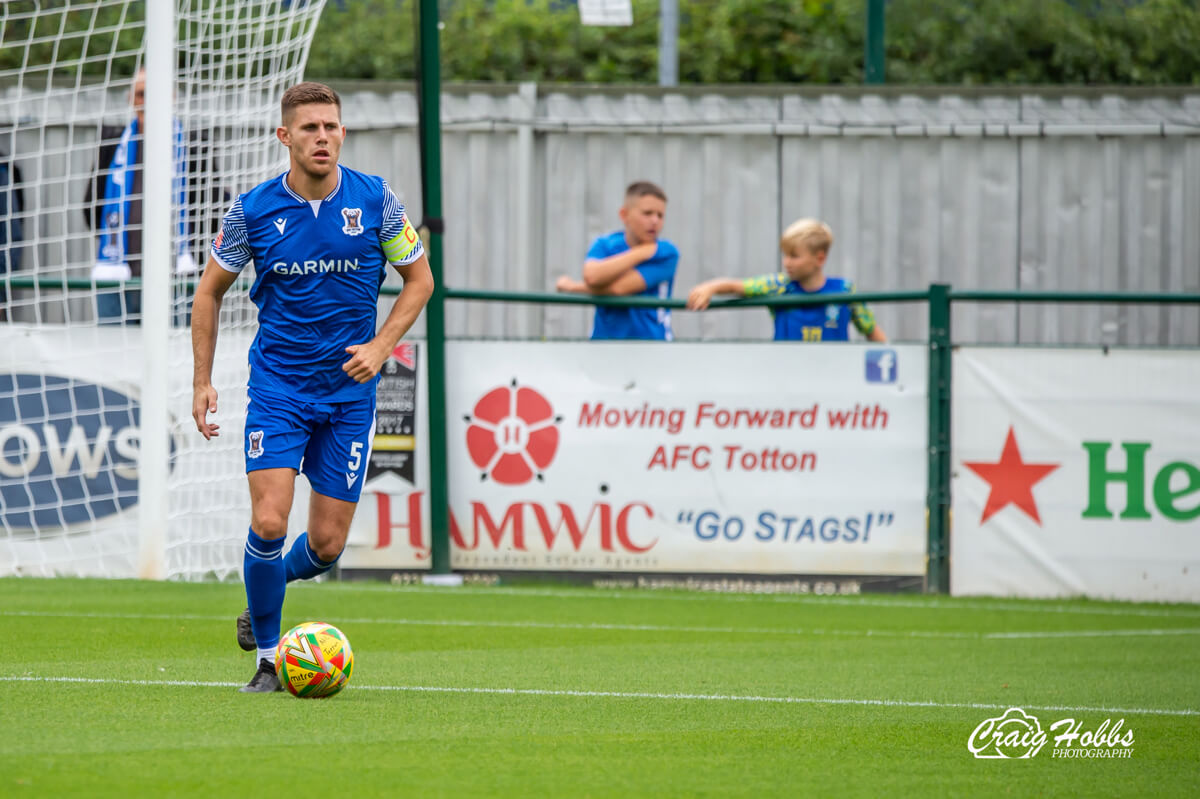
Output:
[2, 577, 1197, 797]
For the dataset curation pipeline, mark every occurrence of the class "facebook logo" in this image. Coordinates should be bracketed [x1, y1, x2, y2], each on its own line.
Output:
[865, 349, 898, 383]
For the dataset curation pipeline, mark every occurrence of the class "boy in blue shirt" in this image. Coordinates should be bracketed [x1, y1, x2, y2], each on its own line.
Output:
[687, 218, 887, 342]
[556, 181, 679, 340]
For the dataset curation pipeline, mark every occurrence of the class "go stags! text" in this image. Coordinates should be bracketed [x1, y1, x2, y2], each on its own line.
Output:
[682, 509, 896, 543]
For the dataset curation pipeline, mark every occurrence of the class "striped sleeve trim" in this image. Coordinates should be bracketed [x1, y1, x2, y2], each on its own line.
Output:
[210, 196, 253, 273]
[380, 180, 424, 266]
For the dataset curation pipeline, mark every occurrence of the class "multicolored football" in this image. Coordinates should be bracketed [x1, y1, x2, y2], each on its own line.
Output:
[275, 621, 354, 698]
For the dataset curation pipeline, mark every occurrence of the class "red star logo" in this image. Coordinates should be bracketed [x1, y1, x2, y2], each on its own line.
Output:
[392, 342, 416, 369]
[963, 426, 1060, 525]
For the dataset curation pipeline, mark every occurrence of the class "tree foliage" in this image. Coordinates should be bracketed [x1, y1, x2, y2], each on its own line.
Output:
[302, 0, 1200, 84]
[2, 0, 1196, 84]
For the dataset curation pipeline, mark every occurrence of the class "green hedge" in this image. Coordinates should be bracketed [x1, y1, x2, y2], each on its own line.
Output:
[1, 0, 1195, 84]
[303, 0, 1200, 84]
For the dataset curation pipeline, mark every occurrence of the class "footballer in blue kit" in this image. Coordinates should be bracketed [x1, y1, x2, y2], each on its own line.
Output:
[556, 181, 678, 340]
[191, 83, 433, 693]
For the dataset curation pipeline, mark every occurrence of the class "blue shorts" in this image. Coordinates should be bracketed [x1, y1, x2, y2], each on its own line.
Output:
[244, 386, 376, 502]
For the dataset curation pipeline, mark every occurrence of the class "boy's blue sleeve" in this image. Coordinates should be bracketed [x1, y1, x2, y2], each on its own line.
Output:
[634, 241, 678, 289]
[585, 236, 611, 260]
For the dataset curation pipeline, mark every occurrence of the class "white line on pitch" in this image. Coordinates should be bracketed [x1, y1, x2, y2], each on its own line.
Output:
[985, 628, 1200, 639]
[314, 582, 1200, 619]
[3, 675, 1196, 718]
[5, 610, 1197, 639]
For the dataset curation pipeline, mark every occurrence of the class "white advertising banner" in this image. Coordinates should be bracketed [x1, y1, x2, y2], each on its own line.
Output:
[0, 325, 258, 578]
[951, 348, 1200, 602]
[3, 332, 927, 585]
[0, 323, 415, 579]
[369, 340, 928, 582]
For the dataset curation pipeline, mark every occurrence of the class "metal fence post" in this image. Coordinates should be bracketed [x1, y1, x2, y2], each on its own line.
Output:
[419, 0, 450, 576]
[864, 0, 885, 84]
[926, 283, 952, 592]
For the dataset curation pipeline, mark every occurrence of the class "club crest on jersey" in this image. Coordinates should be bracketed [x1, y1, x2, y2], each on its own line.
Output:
[341, 207, 364, 236]
[248, 430, 265, 459]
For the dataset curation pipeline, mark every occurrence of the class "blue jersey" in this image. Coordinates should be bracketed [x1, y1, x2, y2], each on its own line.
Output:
[585, 232, 678, 341]
[742, 274, 877, 342]
[212, 165, 424, 401]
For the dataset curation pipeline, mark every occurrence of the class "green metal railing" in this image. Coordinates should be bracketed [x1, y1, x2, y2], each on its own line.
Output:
[8, 276, 134, 290]
[9, 273, 1196, 590]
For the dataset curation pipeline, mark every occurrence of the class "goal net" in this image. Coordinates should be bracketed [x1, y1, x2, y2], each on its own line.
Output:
[0, 0, 327, 579]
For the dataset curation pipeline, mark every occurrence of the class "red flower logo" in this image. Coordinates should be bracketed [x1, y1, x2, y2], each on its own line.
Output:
[465, 380, 561, 484]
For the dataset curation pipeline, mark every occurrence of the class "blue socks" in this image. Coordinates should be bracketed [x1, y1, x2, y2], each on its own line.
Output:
[283, 532, 340, 582]
[243, 528, 285, 663]
[244, 530, 342, 664]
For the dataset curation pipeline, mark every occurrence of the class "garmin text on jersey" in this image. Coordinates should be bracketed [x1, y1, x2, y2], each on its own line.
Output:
[271, 258, 364, 275]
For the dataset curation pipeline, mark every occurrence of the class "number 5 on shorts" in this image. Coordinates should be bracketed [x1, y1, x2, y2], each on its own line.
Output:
[348, 441, 363, 472]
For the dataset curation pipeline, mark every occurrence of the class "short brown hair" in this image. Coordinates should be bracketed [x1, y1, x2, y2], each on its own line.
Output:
[780, 218, 834, 255]
[281, 82, 341, 125]
[624, 180, 667, 204]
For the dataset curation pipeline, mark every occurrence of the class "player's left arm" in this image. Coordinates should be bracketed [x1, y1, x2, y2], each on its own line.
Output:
[343, 189, 434, 383]
[342, 251, 434, 383]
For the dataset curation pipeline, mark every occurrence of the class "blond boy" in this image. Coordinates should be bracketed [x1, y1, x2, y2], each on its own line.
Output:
[688, 218, 886, 342]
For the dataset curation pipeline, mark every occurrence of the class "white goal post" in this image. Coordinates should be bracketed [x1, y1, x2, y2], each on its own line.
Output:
[0, 0, 327, 579]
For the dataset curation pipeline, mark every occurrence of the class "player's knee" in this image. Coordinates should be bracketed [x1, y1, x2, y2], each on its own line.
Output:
[311, 538, 345, 564]
[306, 527, 347, 563]
[250, 511, 289, 540]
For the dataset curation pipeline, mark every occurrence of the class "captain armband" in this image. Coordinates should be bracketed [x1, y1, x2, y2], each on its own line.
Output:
[382, 215, 422, 264]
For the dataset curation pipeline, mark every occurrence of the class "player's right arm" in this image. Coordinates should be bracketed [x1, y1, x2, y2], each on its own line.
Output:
[192, 197, 253, 440]
[191, 257, 239, 439]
